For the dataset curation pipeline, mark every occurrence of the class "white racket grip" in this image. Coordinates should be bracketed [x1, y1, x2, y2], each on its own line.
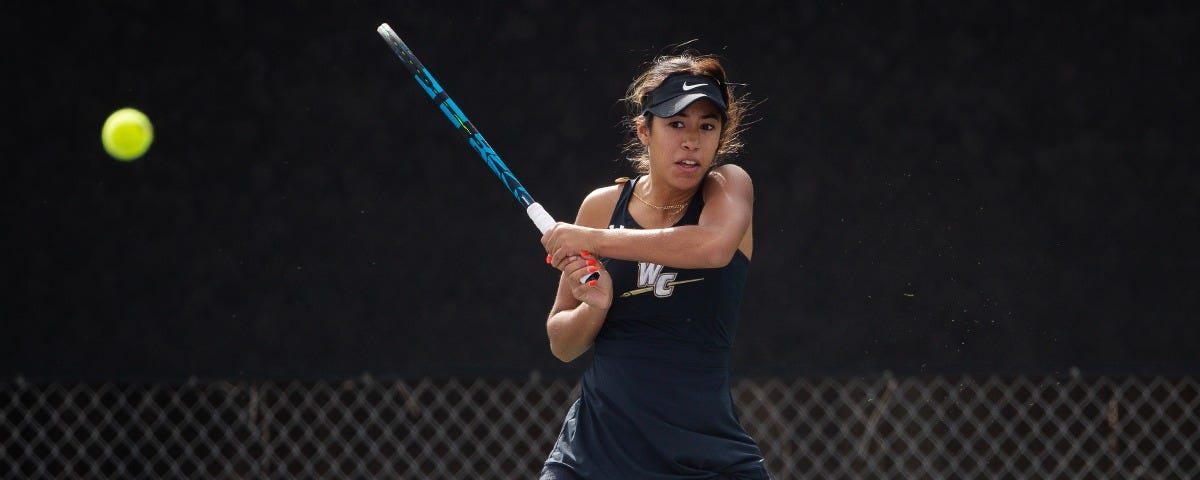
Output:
[528, 202, 597, 284]
[527, 202, 556, 234]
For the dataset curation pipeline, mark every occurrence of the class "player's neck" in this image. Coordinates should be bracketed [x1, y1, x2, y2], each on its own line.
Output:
[632, 178, 690, 227]
[637, 177, 692, 210]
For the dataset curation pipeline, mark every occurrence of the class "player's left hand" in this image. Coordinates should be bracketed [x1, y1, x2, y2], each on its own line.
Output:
[552, 252, 612, 310]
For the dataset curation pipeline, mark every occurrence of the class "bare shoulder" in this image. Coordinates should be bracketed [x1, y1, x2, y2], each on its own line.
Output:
[582, 182, 623, 204]
[575, 181, 624, 228]
[704, 164, 754, 198]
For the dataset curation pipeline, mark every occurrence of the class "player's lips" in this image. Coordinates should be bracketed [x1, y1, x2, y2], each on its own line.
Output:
[675, 158, 702, 171]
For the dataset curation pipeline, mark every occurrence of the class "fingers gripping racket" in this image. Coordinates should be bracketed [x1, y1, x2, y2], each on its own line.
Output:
[376, 23, 598, 283]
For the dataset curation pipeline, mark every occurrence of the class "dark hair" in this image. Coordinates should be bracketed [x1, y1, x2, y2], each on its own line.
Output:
[621, 52, 750, 174]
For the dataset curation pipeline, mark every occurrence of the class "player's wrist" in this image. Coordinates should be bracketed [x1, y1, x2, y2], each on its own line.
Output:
[586, 227, 607, 259]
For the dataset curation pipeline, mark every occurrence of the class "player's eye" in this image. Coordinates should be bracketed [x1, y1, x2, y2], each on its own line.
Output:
[700, 123, 717, 131]
[668, 121, 685, 128]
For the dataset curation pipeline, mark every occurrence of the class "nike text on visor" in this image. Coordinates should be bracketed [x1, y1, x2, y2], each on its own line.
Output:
[642, 74, 728, 119]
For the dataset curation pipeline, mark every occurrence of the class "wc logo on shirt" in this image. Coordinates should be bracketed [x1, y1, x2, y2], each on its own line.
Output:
[621, 262, 704, 298]
[610, 223, 703, 298]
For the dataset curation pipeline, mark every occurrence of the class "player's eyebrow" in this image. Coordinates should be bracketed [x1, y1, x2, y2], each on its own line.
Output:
[671, 111, 722, 121]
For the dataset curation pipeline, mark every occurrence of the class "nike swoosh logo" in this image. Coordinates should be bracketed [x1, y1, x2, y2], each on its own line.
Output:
[682, 82, 706, 91]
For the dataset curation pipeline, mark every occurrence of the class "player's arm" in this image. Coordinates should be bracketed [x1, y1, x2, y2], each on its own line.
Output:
[543, 164, 753, 269]
[544, 186, 618, 362]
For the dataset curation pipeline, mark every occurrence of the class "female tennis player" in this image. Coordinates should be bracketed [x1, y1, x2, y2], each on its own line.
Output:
[538, 51, 769, 479]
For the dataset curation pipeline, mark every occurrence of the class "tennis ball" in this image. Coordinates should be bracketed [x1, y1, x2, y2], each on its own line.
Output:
[101, 108, 154, 161]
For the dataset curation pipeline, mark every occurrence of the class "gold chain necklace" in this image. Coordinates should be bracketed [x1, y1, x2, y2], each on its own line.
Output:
[632, 186, 688, 219]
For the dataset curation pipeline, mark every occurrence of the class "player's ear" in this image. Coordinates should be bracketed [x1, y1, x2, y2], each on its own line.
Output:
[636, 116, 649, 146]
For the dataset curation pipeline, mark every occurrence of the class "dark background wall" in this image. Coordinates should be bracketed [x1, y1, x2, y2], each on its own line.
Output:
[4, 1, 1197, 380]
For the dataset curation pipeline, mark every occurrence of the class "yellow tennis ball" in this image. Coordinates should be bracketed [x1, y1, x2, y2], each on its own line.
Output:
[101, 108, 154, 161]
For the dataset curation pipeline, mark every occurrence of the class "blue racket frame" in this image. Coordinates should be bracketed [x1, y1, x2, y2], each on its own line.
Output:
[376, 23, 597, 282]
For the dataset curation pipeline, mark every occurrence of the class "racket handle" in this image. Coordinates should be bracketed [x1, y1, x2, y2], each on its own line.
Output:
[526, 203, 556, 234]
[527, 203, 600, 284]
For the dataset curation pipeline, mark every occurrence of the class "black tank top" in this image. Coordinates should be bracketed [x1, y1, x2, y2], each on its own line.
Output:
[544, 176, 768, 479]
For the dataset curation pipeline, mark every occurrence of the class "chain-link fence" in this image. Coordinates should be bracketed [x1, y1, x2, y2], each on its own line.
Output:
[3, 373, 1197, 479]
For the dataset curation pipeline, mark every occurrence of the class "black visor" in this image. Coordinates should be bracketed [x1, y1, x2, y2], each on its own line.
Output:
[642, 74, 728, 119]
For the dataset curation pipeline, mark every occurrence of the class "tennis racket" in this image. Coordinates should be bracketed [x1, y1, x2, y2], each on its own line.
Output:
[376, 23, 598, 283]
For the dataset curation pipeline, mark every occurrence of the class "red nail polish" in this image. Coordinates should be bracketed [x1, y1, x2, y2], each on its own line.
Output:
[588, 280, 597, 287]
[586, 259, 596, 266]
[546, 254, 552, 264]
[587, 265, 599, 273]
[580, 249, 591, 257]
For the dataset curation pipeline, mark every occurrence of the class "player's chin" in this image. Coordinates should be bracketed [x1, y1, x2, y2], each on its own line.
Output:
[670, 163, 708, 186]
